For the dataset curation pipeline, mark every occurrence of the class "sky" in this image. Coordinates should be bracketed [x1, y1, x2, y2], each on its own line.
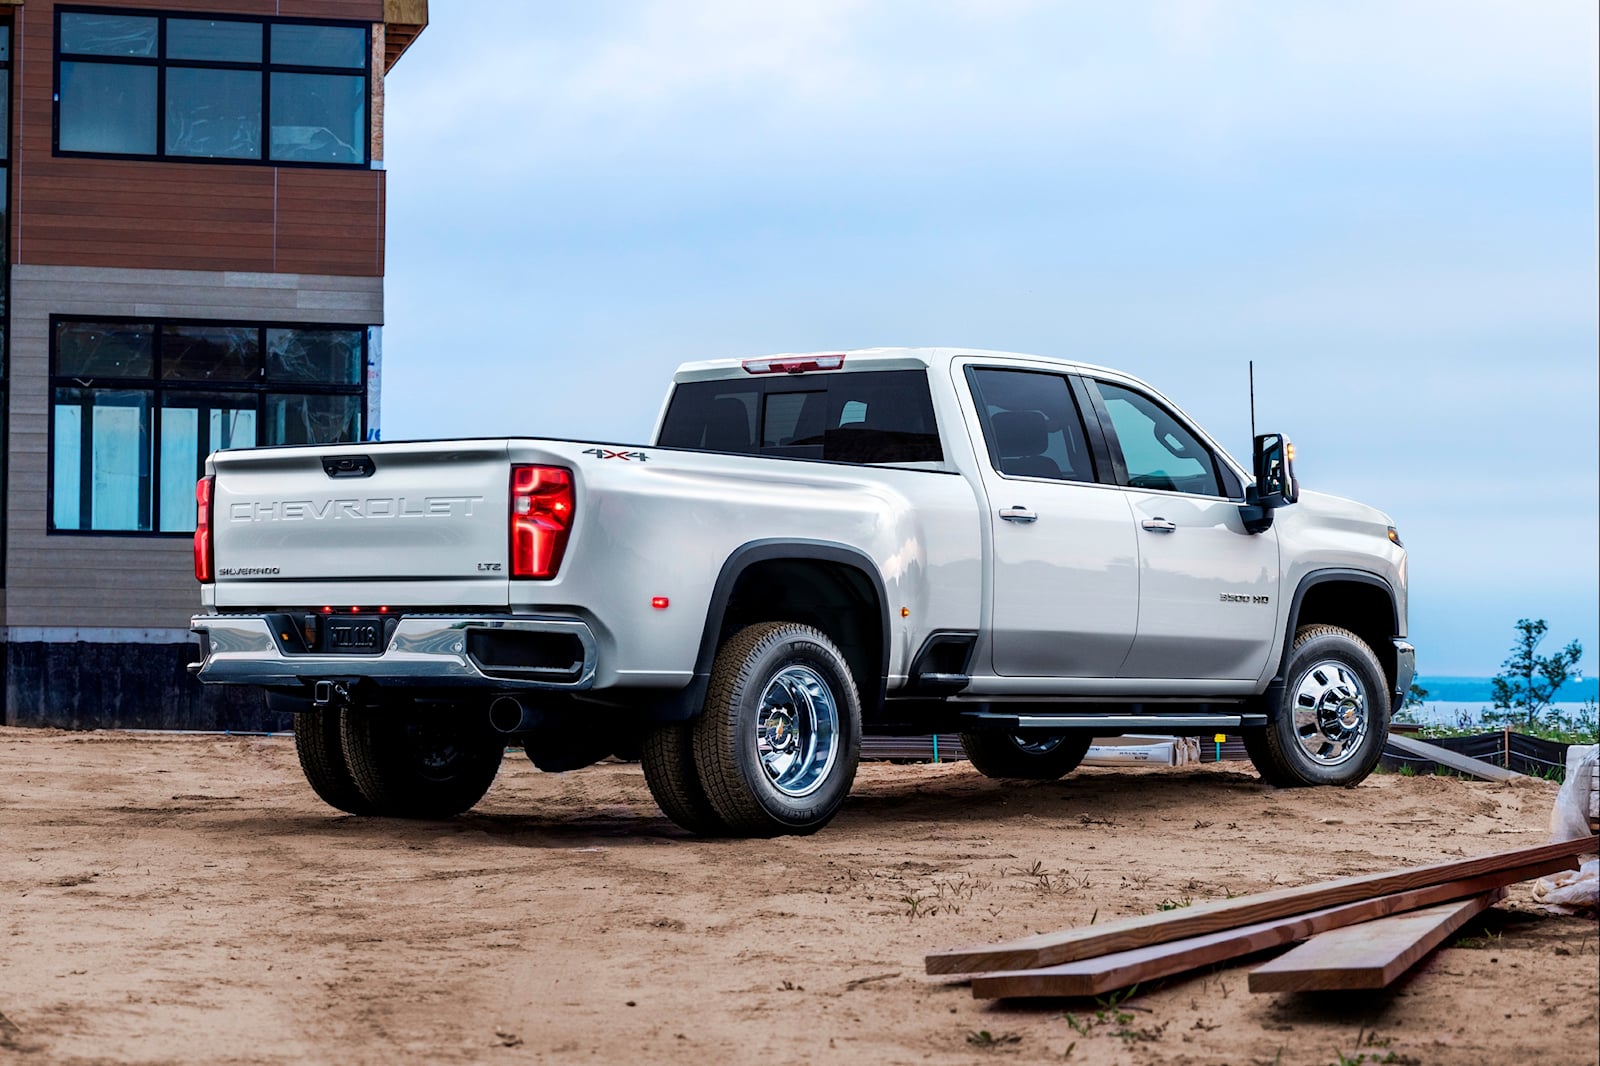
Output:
[380, 1, 1598, 680]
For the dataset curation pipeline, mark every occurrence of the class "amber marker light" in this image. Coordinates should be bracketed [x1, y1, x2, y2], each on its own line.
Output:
[1387, 527, 1403, 547]
[900, 607, 910, 618]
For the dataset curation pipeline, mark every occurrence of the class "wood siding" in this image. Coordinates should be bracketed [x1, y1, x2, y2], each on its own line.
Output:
[12, 0, 387, 277]
[4, 264, 383, 630]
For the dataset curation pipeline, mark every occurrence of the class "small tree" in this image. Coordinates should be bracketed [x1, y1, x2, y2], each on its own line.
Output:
[1485, 619, 1583, 731]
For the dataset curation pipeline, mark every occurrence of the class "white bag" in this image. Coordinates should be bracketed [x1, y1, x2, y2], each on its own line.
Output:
[1534, 744, 1598, 916]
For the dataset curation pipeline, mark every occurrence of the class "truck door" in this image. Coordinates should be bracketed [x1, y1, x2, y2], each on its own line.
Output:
[965, 366, 1140, 678]
[1083, 378, 1281, 681]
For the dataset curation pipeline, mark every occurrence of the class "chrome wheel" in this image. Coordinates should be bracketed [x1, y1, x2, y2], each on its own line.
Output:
[1292, 659, 1370, 767]
[1012, 735, 1065, 755]
[755, 664, 840, 798]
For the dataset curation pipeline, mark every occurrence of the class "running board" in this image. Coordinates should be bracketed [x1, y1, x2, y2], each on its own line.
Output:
[960, 711, 1268, 731]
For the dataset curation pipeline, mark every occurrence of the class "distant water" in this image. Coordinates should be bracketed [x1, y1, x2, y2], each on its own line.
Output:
[1404, 675, 1597, 729]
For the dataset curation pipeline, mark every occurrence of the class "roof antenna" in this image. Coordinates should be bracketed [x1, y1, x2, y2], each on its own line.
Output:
[1249, 360, 1257, 440]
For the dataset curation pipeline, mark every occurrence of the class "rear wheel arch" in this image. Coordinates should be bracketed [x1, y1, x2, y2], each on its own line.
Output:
[691, 540, 890, 719]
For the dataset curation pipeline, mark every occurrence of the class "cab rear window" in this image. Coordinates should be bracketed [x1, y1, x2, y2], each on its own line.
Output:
[658, 370, 943, 464]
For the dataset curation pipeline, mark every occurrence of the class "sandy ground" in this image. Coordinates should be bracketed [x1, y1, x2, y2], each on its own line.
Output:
[0, 727, 1595, 1066]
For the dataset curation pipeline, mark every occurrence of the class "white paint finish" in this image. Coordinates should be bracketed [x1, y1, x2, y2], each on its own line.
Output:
[983, 478, 1139, 678]
[1119, 491, 1281, 680]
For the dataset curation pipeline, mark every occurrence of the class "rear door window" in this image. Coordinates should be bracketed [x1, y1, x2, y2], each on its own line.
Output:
[659, 370, 943, 464]
[966, 367, 1097, 483]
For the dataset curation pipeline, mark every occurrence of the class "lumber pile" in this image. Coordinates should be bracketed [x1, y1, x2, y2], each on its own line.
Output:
[926, 836, 1597, 999]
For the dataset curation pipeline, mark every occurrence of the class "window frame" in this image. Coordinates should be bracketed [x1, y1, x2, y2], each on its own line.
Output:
[48, 314, 369, 537]
[1080, 376, 1244, 501]
[52, 5, 372, 169]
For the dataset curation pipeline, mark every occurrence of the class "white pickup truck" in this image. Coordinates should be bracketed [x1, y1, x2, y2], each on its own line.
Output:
[190, 348, 1413, 837]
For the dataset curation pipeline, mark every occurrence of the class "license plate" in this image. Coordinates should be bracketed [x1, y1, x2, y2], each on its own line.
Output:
[324, 620, 382, 653]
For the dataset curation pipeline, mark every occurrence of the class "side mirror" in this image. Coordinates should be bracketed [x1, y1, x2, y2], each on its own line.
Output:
[1252, 433, 1299, 507]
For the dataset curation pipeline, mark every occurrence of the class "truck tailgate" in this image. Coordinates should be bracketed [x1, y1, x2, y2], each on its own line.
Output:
[209, 440, 511, 607]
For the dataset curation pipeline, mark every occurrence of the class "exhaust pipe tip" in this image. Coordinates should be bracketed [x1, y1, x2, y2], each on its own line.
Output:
[489, 696, 543, 735]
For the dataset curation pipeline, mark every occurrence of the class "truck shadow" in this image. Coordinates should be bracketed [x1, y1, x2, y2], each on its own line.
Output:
[243, 765, 1274, 849]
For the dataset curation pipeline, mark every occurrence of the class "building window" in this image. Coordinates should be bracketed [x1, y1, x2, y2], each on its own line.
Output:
[55, 8, 370, 166]
[50, 318, 368, 534]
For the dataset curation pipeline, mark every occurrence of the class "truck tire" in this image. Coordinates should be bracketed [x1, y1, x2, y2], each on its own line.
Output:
[641, 722, 727, 836]
[959, 732, 1094, 780]
[293, 706, 376, 815]
[1246, 624, 1390, 788]
[340, 701, 506, 818]
[694, 622, 862, 837]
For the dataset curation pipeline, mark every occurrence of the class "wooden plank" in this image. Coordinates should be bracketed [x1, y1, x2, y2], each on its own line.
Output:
[1385, 734, 1525, 782]
[925, 836, 1595, 975]
[969, 872, 1528, 998]
[1247, 890, 1504, 992]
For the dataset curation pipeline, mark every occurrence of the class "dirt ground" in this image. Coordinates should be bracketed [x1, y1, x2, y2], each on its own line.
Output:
[1, 727, 1595, 1066]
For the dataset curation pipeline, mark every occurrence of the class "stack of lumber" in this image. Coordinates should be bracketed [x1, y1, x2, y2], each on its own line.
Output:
[925, 837, 1597, 998]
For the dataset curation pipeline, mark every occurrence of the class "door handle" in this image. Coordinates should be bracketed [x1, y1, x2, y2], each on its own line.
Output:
[1141, 517, 1177, 533]
[999, 506, 1038, 523]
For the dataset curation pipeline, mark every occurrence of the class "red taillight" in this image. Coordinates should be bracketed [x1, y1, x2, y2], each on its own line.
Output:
[741, 354, 845, 375]
[511, 465, 574, 579]
[194, 476, 215, 583]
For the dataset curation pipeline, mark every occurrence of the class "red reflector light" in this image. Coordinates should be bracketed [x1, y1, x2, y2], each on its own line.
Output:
[511, 465, 575, 579]
[651, 597, 670, 610]
[321, 606, 333, 615]
[193, 476, 215, 583]
[741, 354, 846, 375]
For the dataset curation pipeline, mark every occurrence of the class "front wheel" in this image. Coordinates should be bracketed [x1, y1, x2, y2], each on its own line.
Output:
[340, 701, 506, 818]
[694, 622, 862, 837]
[959, 731, 1094, 780]
[1245, 624, 1390, 787]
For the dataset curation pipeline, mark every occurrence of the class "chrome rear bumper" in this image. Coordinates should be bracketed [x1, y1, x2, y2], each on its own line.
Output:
[189, 613, 597, 690]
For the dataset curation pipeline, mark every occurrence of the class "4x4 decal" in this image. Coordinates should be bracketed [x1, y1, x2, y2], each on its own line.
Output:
[582, 448, 649, 462]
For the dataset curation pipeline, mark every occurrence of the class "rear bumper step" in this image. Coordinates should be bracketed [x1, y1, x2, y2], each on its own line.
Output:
[189, 613, 597, 690]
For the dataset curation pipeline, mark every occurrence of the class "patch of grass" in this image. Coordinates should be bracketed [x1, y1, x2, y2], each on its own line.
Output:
[966, 1030, 1021, 1049]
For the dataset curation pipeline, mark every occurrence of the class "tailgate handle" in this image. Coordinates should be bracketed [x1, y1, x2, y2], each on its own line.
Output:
[322, 454, 376, 479]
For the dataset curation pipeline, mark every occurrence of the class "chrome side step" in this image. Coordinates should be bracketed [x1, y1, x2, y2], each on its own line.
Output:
[960, 711, 1268, 731]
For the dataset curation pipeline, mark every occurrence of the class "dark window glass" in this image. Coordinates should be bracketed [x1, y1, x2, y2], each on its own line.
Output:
[165, 68, 262, 158]
[761, 390, 822, 448]
[0, 77, 9, 160]
[269, 73, 365, 163]
[55, 321, 155, 378]
[163, 325, 262, 382]
[967, 369, 1096, 483]
[659, 370, 942, 464]
[167, 19, 262, 63]
[0, 24, 10, 62]
[266, 328, 363, 384]
[270, 23, 366, 68]
[59, 13, 158, 56]
[54, 13, 367, 167]
[50, 317, 367, 534]
[1095, 381, 1222, 497]
[265, 393, 362, 445]
[52, 388, 153, 531]
[159, 392, 258, 531]
[58, 62, 158, 154]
